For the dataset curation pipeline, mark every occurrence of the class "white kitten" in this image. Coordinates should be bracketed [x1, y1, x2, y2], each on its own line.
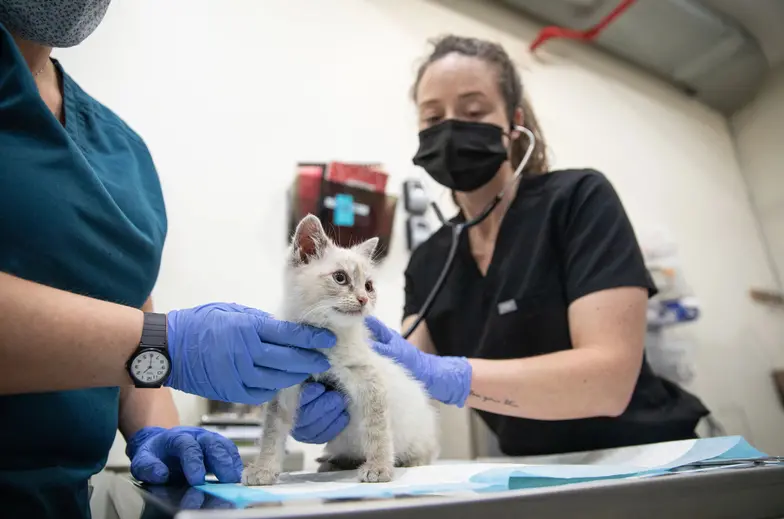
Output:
[242, 214, 439, 485]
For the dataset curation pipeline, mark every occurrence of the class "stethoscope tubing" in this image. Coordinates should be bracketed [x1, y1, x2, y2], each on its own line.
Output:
[402, 126, 536, 339]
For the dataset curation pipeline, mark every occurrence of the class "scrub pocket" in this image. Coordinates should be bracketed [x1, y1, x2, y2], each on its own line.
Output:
[478, 291, 572, 359]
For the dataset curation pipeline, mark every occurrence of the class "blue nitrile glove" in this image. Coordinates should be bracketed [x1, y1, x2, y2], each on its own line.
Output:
[165, 303, 336, 405]
[127, 426, 243, 486]
[291, 382, 350, 444]
[365, 316, 472, 407]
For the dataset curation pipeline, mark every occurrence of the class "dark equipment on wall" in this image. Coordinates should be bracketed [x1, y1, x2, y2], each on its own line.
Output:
[286, 162, 398, 262]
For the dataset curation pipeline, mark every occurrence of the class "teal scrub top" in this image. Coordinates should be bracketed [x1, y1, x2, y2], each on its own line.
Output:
[0, 23, 167, 519]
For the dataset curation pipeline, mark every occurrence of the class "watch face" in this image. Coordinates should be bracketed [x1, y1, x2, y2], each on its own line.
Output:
[131, 350, 170, 384]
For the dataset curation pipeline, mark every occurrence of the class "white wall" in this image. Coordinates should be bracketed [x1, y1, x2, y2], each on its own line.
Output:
[733, 65, 784, 292]
[54, 0, 784, 465]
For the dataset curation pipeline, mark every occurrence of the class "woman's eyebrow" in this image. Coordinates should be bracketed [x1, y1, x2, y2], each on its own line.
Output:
[457, 91, 488, 101]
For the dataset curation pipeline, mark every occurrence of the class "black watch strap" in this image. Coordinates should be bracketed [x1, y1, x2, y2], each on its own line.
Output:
[141, 312, 167, 351]
[126, 312, 170, 388]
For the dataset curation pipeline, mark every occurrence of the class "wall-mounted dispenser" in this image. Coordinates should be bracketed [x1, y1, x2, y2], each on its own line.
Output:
[406, 215, 432, 252]
[402, 178, 433, 252]
[403, 179, 429, 215]
[286, 162, 398, 261]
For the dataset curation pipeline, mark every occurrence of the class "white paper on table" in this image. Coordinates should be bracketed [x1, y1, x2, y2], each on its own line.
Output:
[576, 439, 697, 468]
[197, 436, 766, 505]
[249, 463, 508, 497]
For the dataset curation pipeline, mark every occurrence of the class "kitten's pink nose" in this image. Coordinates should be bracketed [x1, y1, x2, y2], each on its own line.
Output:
[357, 295, 368, 306]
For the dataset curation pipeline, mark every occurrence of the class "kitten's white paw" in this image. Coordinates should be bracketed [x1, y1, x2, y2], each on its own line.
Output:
[358, 462, 393, 483]
[242, 464, 280, 486]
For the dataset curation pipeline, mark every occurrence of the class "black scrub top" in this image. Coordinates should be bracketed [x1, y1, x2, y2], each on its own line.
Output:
[403, 168, 709, 456]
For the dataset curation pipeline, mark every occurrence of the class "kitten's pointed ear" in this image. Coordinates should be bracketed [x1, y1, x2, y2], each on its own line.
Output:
[292, 214, 331, 264]
[354, 237, 379, 260]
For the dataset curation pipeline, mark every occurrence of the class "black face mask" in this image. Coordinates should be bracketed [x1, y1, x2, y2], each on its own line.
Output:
[412, 119, 509, 192]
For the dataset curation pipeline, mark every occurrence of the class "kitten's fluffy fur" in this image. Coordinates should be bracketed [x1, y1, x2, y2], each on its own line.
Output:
[242, 215, 438, 485]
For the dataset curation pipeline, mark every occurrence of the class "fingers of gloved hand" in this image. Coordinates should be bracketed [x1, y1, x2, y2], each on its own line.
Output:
[231, 440, 244, 476]
[293, 410, 350, 444]
[247, 340, 330, 374]
[222, 385, 277, 406]
[370, 340, 398, 361]
[198, 433, 242, 483]
[130, 446, 170, 484]
[218, 303, 270, 318]
[254, 314, 336, 350]
[297, 382, 327, 408]
[188, 302, 264, 317]
[371, 341, 427, 386]
[126, 426, 165, 460]
[251, 366, 312, 392]
[295, 388, 346, 429]
[233, 346, 273, 389]
[364, 316, 393, 343]
[316, 410, 350, 444]
[233, 342, 315, 393]
[165, 432, 207, 486]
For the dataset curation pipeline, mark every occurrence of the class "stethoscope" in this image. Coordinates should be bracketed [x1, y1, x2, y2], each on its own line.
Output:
[402, 125, 536, 340]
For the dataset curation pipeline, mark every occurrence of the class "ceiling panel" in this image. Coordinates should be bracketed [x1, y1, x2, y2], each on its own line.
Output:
[697, 0, 784, 67]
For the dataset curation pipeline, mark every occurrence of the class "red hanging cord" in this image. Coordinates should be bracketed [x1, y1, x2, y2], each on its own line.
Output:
[529, 0, 637, 52]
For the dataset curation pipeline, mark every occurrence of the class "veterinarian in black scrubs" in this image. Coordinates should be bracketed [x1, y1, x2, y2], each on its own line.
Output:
[292, 34, 710, 455]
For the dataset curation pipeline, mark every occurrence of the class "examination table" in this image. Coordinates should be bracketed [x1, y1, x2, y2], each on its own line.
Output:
[90, 444, 784, 519]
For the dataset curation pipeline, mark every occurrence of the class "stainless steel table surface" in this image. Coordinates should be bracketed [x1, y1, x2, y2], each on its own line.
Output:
[92, 459, 784, 519]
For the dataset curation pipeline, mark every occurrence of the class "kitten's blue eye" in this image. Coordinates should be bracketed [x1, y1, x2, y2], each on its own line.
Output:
[333, 271, 349, 285]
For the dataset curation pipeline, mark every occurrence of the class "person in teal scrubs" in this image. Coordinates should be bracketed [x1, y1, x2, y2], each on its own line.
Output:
[0, 2, 337, 518]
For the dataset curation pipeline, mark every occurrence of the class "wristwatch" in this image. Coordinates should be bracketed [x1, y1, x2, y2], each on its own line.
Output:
[126, 312, 172, 388]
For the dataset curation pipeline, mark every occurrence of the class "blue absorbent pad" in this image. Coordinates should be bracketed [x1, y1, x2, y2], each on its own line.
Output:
[195, 436, 768, 507]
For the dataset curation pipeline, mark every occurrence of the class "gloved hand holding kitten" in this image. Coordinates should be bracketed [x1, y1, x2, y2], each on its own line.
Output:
[165, 302, 336, 405]
[292, 316, 472, 444]
[291, 383, 350, 444]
